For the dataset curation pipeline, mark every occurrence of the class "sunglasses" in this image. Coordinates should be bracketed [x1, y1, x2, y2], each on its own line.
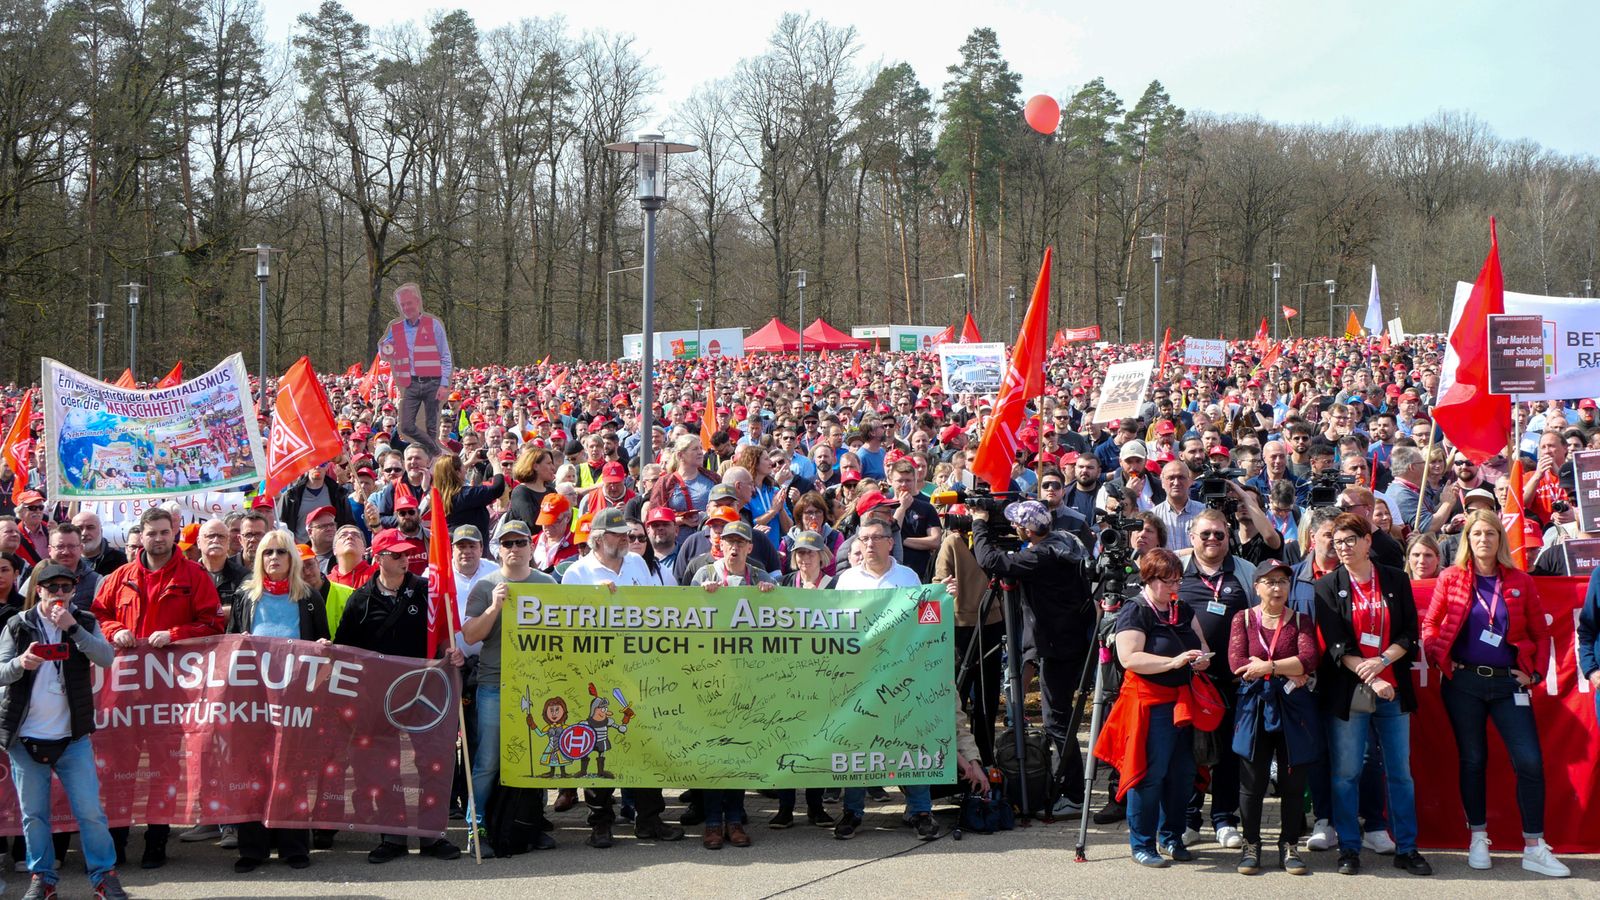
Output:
[383, 467, 402, 474]
[628, 533, 647, 542]
[499, 538, 530, 549]
[21, 505, 43, 512]
[1196, 530, 1228, 541]
[39, 582, 75, 594]
[397, 509, 418, 516]
[1040, 482, 1064, 490]
[262, 548, 292, 557]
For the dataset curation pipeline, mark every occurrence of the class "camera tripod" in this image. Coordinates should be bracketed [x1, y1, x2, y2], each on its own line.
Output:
[953, 574, 1036, 821]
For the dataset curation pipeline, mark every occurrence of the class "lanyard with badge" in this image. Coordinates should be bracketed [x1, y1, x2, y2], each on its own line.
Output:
[1474, 576, 1504, 648]
[1350, 573, 1387, 650]
[1197, 570, 1231, 618]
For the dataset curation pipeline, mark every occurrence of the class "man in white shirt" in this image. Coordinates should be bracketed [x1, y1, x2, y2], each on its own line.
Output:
[834, 518, 922, 590]
[450, 526, 497, 656]
[558, 506, 684, 848]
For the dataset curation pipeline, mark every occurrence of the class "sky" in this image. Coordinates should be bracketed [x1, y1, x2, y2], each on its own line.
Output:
[264, 0, 1600, 157]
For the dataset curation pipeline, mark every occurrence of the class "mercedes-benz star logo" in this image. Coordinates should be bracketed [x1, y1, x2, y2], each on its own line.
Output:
[384, 666, 453, 733]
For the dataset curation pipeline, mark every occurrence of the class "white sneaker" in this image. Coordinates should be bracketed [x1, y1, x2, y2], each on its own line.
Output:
[1052, 796, 1081, 816]
[1215, 824, 1244, 849]
[1522, 840, 1570, 878]
[1362, 829, 1396, 854]
[1182, 827, 1202, 847]
[1467, 832, 1491, 869]
[1305, 819, 1335, 851]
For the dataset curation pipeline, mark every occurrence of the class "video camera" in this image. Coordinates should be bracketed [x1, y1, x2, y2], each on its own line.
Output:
[932, 485, 1023, 549]
[1198, 462, 1246, 511]
[1307, 471, 1357, 507]
[1093, 509, 1143, 610]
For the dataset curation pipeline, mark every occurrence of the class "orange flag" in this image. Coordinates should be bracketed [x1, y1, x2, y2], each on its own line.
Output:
[1505, 456, 1530, 570]
[971, 248, 1051, 492]
[113, 369, 136, 389]
[344, 362, 364, 377]
[2, 390, 34, 505]
[1156, 327, 1173, 374]
[265, 357, 342, 496]
[849, 354, 862, 382]
[357, 353, 388, 402]
[155, 361, 184, 389]
[701, 381, 719, 451]
[1343, 310, 1363, 339]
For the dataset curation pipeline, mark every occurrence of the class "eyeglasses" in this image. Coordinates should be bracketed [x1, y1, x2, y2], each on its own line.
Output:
[262, 548, 292, 557]
[397, 509, 418, 516]
[39, 582, 75, 594]
[383, 467, 402, 474]
[1453, 460, 1474, 467]
[499, 539, 530, 549]
[860, 535, 891, 543]
[1332, 536, 1363, 548]
[21, 505, 42, 512]
[1196, 530, 1228, 541]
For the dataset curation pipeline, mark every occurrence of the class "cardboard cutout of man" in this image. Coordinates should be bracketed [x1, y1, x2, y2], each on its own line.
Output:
[380, 282, 451, 457]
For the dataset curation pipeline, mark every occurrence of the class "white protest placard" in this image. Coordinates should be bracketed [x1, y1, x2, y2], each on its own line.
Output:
[936, 342, 1007, 396]
[1092, 359, 1155, 424]
[1183, 338, 1226, 368]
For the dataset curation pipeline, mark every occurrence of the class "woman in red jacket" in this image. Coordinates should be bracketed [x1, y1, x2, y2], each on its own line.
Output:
[1421, 509, 1568, 878]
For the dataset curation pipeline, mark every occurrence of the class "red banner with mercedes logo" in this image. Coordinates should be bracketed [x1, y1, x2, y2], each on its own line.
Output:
[0, 635, 460, 838]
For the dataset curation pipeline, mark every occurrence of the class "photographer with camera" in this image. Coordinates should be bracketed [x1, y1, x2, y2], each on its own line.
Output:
[936, 507, 1004, 765]
[972, 497, 1094, 815]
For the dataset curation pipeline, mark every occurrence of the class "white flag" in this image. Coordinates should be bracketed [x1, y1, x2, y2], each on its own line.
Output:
[1363, 264, 1385, 336]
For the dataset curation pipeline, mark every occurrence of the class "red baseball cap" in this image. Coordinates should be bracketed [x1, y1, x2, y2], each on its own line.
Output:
[304, 505, 336, 526]
[1580, 399, 1598, 410]
[854, 490, 896, 517]
[371, 529, 422, 556]
[250, 495, 273, 510]
[645, 507, 678, 525]
[1155, 420, 1177, 435]
[601, 461, 627, 483]
[16, 490, 43, 506]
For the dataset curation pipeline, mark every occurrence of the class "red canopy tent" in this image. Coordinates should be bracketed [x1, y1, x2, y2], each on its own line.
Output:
[801, 318, 870, 351]
[743, 317, 801, 352]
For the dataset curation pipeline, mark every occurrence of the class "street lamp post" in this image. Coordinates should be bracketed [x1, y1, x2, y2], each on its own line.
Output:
[1326, 279, 1337, 337]
[694, 298, 703, 359]
[122, 282, 142, 378]
[1585, 278, 1594, 298]
[1008, 285, 1017, 337]
[606, 265, 643, 360]
[239, 244, 282, 410]
[1270, 262, 1283, 342]
[919, 273, 966, 327]
[1148, 234, 1164, 345]
[92, 301, 107, 380]
[605, 132, 697, 467]
[1115, 295, 1126, 344]
[791, 269, 807, 360]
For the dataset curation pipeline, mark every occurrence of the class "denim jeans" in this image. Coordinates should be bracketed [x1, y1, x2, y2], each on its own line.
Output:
[842, 785, 931, 818]
[9, 737, 117, 887]
[1329, 696, 1417, 854]
[471, 684, 500, 825]
[701, 790, 747, 828]
[1125, 703, 1195, 855]
[1440, 670, 1545, 836]
[1307, 714, 1389, 831]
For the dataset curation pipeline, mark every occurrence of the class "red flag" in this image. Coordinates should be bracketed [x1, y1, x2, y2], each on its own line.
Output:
[154, 361, 184, 389]
[1379, 331, 1392, 354]
[265, 357, 343, 496]
[701, 381, 719, 451]
[2, 390, 34, 505]
[1505, 457, 1529, 570]
[1156, 327, 1173, 373]
[1050, 329, 1067, 353]
[1433, 218, 1512, 463]
[848, 354, 862, 382]
[549, 368, 568, 396]
[1281, 305, 1298, 320]
[113, 369, 136, 389]
[344, 362, 364, 377]
[930, 325, 956, 346]
[1256, 341, 1282, 373]
[971, 248, 1051, 491]
[358, 353, 389, 402]
[1252, 317, 1269, 354]
[960, 312, 983, 344]
[425, 486, 461, 658]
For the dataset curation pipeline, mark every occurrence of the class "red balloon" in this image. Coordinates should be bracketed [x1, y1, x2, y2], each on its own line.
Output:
[1024, 94, 1059, 135]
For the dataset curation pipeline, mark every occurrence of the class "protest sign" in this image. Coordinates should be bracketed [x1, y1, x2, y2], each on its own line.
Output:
[1571, 449, 1600, 534]
[1091, 359, 1155, 424]
[499, 584, 955, 789]
[936, 342, 1006, 395]
[0, 636, 459, 838]
[40, 354, 265, 500]
[1060, 325, 1101, 342]
[1486, 314, 1549, 395]
[1183, 338, 1226, 367]
[1446, 283, 1595, 401]
[1562, 538, 1600, 577]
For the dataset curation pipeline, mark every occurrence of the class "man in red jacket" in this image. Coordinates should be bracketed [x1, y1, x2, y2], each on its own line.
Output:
[91, 506, 225, 870]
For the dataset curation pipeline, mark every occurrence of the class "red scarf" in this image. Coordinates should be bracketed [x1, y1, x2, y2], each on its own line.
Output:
[262, 578, 291, 595]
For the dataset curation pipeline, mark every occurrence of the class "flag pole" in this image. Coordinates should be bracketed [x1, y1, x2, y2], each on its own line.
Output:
[1413, 421, 1438, 533]
[445, 601, 483, 864]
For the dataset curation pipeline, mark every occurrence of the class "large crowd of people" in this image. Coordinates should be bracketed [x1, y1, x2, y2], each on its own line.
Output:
[0, 282, 1595, 897]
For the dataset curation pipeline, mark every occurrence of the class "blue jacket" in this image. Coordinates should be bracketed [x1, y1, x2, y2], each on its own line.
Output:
[1232, 674, 1324, 767]
[1580, 568, 1600, 679]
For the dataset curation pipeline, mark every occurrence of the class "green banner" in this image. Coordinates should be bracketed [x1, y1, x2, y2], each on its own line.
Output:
[498, 584, 955, 788]
[899, 333, 919, 351]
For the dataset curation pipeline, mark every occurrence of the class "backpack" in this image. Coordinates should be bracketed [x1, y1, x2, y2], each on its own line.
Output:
[958, 778, 1017, 834]
[482, 786, 545, 857]
[992, 727, 1052, 815]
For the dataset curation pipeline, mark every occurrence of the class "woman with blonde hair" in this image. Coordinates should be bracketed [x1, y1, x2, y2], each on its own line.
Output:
[645, 434, 717, 531]
[430, 453, 506, 539]
[226, 530, 330, 872]
[1421, 509, 1568, 877]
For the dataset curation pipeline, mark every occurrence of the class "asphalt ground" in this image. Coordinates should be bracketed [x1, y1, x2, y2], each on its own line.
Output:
[24, 791, 1595, 900]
